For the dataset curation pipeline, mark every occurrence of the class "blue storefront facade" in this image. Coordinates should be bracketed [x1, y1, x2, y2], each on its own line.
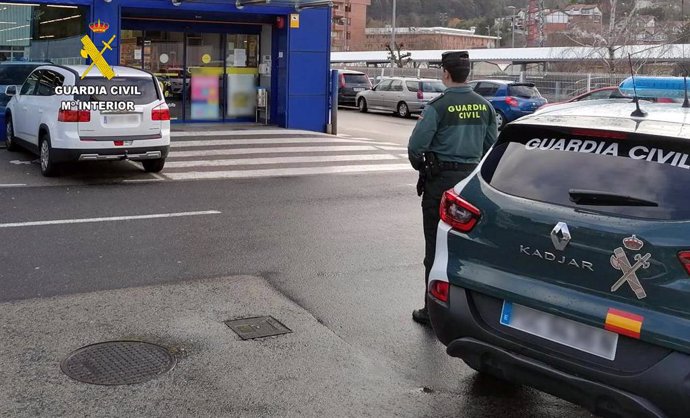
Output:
[0, 0, 332, 132]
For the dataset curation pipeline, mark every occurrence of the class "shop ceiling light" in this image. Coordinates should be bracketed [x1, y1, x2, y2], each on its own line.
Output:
[47, 4, 78, 8]
[40, 14, 81, 25]
[0, 2, 39, 6]
[0, 21, 17, 24]
[0, 24, 28, 32]
[7, 37, 30, 42]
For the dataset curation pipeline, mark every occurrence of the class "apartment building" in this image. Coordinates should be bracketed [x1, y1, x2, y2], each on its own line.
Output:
[332, 0, 371, 52]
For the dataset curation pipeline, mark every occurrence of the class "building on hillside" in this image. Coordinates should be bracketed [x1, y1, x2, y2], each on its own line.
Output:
[564, 4, 602, 25]
[331, 0, 370, 52]
[359, 27, 499, 52]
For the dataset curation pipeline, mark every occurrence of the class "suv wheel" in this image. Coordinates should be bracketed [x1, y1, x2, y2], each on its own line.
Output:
[358, 98, 368, 113]
[495, 111, 506, 130]
[142, 158, 165, 173]
[39, 134, 58, 177]
[5, 115, 17, 151]
[397, 102, 410, 118]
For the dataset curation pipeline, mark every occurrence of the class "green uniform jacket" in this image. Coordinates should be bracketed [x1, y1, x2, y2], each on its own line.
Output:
[408, 85, 498, 169]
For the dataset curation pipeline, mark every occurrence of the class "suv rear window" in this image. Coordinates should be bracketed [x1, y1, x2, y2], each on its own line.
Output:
[343, 74, 370, 85]
[481, 125, 690, 220]
[508, 84, 541, 98]
[76, 77, 159, 105]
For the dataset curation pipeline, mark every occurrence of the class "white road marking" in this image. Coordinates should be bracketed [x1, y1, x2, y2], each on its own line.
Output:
[165, 154, 399, 168]
[0, 210, 222, 228]
[9, 160, 32, 165]
[165, 164, 411, 180]
[171, 129, 326, 137]
[376, 145, 407, 151]
[122, 178, 166, 183]
[168, 145, 378, 158]
[0, 183, 27, 187]
[171, 138, 361, 147]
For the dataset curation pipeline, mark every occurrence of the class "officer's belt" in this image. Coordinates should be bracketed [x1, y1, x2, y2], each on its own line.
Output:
[438, 161, 477, 171]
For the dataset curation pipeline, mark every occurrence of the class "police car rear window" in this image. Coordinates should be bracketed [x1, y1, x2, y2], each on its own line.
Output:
[480, 126, 690, 220]
[76, 77, 159, 105]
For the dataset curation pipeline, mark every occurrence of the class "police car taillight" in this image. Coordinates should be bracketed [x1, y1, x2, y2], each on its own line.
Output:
[429, 280, 449, 303]
[677, 251, 690, 275]
[58, 109, 90, 122]
[440, 189, 481, 232]
[417, 89, 423, 100]
[152, 107, 170, 121]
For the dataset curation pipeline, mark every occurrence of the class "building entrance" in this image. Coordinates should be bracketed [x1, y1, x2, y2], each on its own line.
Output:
[120, 25, 260, 123]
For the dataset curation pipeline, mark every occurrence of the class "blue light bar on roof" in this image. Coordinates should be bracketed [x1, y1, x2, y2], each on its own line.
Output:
[619, 76, 688, 99]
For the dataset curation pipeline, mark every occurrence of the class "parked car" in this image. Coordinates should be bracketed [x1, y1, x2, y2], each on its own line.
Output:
[0, 61, 50, 141]
[5, 65, 170, 176]
[356, 77, 445, 117]
[337, 69, 372, 107]
[467, 79, 547, 128]
[427, 97, 690, 418]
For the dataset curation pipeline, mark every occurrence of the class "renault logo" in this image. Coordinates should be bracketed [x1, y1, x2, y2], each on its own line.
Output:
[550, 222, 571, 251]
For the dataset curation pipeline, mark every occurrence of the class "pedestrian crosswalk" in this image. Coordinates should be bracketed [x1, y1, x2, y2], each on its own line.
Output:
[160, 130, 411, 181]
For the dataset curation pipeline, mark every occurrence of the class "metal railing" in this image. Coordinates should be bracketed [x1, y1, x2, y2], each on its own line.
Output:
[332, 65, 633, 102]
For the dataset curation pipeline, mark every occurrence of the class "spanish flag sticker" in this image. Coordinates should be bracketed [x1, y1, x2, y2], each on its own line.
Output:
[605, 308, 643, 339]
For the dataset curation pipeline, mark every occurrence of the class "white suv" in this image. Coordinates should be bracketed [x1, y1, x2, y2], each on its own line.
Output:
[4, 65, 170, 176]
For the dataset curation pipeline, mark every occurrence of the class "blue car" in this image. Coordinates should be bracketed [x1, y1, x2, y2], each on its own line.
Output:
[428, 88, 690, 417]
[468, 79, 547, 129]
[0, 61, 49, 142]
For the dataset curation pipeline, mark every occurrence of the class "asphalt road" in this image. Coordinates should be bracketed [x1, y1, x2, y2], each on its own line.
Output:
[0, 116, 591, 417]
[337, 107, 418, 145]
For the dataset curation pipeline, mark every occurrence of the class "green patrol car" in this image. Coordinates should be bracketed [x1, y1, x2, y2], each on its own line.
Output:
[427, 92, 690, 417]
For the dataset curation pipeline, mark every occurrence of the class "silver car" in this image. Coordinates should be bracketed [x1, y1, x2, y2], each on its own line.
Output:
[355, 77, 445, 118]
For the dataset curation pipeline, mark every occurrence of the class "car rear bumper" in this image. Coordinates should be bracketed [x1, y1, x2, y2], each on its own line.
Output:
[51, 145, 169, 163]
[428, 286, 690, 418]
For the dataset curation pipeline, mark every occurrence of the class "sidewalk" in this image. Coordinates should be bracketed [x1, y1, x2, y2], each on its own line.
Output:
[0, 276, 433, 417]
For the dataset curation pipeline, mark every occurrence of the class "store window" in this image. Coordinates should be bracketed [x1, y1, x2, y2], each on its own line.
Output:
[0, 4, 88, 64]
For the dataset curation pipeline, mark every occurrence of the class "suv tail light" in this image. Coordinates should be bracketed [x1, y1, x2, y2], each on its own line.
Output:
[440, 189, 481, 232]
[505, 96, 519, 107]
[339, 73, 346, 89]
[678, 251, 690, 275]
[429, 280, 449, 303]
[417, 89, 423, 100]
[58, 109, 90, 122]
[152, 107, 170, 121]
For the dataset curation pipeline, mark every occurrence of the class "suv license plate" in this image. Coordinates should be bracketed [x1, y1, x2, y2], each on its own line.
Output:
[500, 301, 618, 360]
[353, 88, 364, 91]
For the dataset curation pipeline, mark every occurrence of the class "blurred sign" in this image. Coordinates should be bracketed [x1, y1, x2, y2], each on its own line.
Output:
[290, 14, 300, 29]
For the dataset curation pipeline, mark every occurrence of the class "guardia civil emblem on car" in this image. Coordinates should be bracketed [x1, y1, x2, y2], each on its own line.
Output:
[610, 235, 649, 299]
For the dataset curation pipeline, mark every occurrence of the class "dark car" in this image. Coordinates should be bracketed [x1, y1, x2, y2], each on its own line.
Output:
[427, 98, 690, 418]
[468, 79, 547, 129]
[337, 69, 372, 106]
[0, 61, 49, 142]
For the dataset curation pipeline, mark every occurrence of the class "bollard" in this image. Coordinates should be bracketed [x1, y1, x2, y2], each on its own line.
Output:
[329, 69, 338, 135]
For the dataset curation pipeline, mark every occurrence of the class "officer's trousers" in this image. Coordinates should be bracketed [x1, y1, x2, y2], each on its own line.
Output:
[421, 168, 475, 308]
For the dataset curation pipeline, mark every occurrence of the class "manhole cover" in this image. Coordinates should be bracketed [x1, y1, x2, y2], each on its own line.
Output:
[225, 316, 292, 340]
[60, 341, 176, 385]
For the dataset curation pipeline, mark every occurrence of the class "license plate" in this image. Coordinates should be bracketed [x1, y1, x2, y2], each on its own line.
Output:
[103, 115, 138, 124]
[353, 88, 364, 92]
[500, 301, 618, 360]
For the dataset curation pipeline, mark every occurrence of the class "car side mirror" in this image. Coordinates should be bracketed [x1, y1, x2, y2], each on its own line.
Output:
[5, 85, 16, 96]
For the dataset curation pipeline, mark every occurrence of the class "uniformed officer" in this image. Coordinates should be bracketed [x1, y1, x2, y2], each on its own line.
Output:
[408, 50, 498, 325]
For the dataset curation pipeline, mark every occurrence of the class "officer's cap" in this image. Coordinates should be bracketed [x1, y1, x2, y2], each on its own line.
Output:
[441, 51, 470, 70]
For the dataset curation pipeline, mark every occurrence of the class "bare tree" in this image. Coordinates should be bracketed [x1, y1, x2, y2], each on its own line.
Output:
[560, 0, 684, 73]
[385, 42, 412, 68]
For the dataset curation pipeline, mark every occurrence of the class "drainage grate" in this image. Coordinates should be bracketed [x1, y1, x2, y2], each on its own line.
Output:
[225, 316, 292, 340]
[60, 341, 176, 386]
